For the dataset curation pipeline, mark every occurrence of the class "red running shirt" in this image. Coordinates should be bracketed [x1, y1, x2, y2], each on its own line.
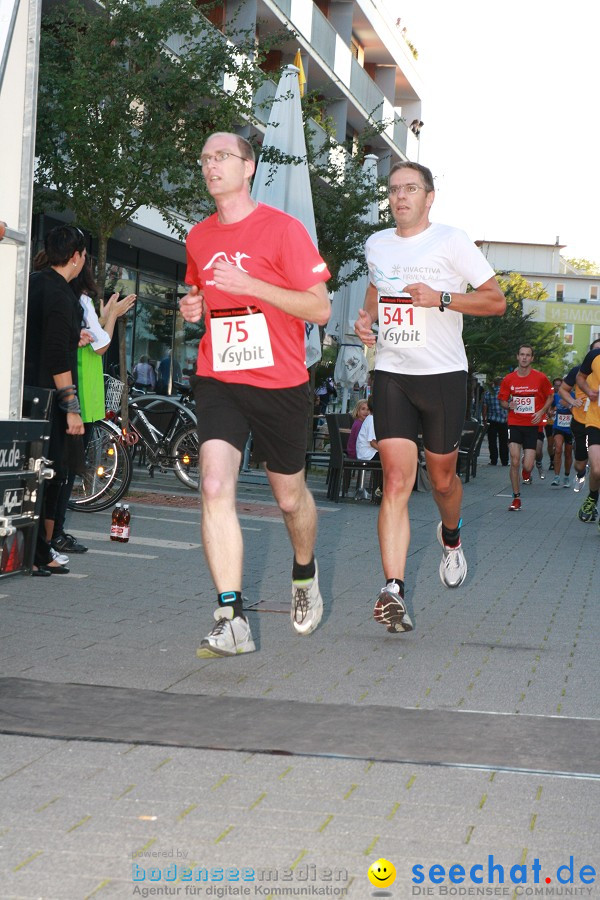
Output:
[185, 203, 330, 389]
[498, 368, 553, 426]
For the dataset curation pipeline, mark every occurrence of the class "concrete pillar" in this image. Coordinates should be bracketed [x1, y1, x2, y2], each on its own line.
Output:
[374, 65, 396, 105]
[328, 1, 353, 45]
[325, 97, 348, 143]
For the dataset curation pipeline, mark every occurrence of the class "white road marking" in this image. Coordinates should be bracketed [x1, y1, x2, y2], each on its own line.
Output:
[65, 530, 201, 550]
[88, 549, 158, 560]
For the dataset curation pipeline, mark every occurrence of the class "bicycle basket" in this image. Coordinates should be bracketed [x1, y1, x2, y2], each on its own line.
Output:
[104, 375, 125, 413]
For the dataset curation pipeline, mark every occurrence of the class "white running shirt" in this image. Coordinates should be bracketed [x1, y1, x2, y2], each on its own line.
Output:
[365, 222, 495, 375]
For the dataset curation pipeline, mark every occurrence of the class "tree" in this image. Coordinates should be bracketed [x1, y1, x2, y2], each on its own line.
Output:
[302, 96, 393, 293]
[35, 0, 274, 294]
[463, 272, 566, 407]
[564, 257, 600, 275]
[252, 91, 394, 294]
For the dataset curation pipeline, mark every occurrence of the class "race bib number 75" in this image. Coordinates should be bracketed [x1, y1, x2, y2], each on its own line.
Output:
[211, 306, 274, 372]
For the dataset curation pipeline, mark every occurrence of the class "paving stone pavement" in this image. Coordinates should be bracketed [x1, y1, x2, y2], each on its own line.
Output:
[0, 456, 599, 899]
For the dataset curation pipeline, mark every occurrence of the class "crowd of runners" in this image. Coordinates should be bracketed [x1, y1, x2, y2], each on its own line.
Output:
[500, 338, 600, 521]
[178, 132, 597, 656]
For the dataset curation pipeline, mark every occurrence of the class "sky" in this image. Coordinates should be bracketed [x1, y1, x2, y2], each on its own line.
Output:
[383, 0, 600, 264]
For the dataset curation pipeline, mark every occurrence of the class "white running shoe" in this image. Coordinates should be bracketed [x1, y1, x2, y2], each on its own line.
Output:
[50, 547, 69, 566]
[563, 475, 571, 488]
[291, 563, 323, 635]
[536, 464, 545, 480]
[573, 473, 586, 492]
[437, 522, 468, 589]
[196, 607, 256, 658]
[373, 583, 414, 633]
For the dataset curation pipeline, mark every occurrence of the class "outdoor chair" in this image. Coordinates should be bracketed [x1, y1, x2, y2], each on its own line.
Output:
[456, 419, 488, 482]
[325, 414, 382, 503]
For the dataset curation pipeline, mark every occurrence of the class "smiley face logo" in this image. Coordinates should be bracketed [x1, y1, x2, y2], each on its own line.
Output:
[368, 857, 396, 888]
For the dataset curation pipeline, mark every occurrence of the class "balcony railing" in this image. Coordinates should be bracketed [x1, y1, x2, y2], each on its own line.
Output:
[393, 117, 408, 154]
[310, 5, 337, 70]
[253, 78, 278, 125]
[270, 0, 291, 16]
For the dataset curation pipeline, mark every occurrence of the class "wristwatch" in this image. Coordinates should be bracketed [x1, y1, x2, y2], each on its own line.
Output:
[439, 291, 452, 312]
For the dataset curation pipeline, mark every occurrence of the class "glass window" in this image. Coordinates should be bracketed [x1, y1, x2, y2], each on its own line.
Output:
[104, 264, 137, 300]
[132, 301, 174, 390]
[590, 286, 598, 302]
[556, 284, 564, 301]
[563, 324, 574, 345]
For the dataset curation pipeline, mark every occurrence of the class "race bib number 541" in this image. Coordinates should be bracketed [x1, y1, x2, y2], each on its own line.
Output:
[378, 295, 427, 348]
[211, 306, 274, 371]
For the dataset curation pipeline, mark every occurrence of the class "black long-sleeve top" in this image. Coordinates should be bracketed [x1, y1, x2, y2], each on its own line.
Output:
[25, 268, 82, 388]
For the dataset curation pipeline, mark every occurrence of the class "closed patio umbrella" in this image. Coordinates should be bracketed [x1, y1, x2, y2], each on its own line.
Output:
[251, 64, 323, 367]
[328, 154, 379, 409]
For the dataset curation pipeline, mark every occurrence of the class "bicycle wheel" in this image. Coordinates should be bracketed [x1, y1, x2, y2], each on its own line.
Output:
[171, 423, 200, 491]
[68, 420, 133, 512]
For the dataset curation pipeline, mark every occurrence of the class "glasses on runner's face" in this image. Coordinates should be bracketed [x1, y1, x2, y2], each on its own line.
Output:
[199, 151, 248, 167]
[388, 183, 427, 195]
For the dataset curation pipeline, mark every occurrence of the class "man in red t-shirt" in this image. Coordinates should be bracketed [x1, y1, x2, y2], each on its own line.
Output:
[498, 344, 553, 510]
[179, 131, 331, 658]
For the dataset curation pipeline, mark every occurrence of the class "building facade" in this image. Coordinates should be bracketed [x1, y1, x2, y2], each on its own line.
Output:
[476, 239, 600, 367]
[35, 0, 425, 385]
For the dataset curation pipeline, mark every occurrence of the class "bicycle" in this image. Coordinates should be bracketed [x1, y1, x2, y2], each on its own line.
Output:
[68, 376, 200, 512]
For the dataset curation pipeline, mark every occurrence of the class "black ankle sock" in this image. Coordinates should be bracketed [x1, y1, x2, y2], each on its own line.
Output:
[217, 591, 244, 618]
[441, 520, 462, 548]
[589, 489, 599, 502]
[513, 492, 520, 498]
[386, 578, 405, 597]
[292, 557, 316, 581]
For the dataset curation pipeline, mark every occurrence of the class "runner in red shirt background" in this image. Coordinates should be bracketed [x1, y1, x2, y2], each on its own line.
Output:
[498, 344, 553, 511]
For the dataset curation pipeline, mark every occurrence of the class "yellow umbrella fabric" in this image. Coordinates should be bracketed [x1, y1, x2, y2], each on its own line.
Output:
[293, 49, 306, 97]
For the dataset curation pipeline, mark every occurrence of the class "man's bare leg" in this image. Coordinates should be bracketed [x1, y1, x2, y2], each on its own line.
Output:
[196, 439, 256, 658]
[369, 438, 417, 633]
[377, 438, 418, 581]
[267, 468, 317, 565]
[200, 439, 243, 591]
[268, 467, 323, 636]
[425, 448, 462, 528]
[509, 441, 523, 495]
[426, 447, 468, 589]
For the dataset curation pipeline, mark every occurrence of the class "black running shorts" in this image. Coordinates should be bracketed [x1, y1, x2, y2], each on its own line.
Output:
[585, 425, 600, 449]
[372, 370, 467, 455]
[192, 377, 311, 475]
[552, 428, 573, 444]
[508, 424, 539, 450]
[571, 419, 588, 461]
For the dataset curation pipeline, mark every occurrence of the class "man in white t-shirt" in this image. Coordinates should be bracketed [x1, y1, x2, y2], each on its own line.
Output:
[355, 161, 505, 635]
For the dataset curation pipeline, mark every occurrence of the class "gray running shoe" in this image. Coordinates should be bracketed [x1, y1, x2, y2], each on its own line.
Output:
[437, 522, 468, 588]
[551, 476, 561, 486]
[291, 563, 323, 635]
[373, 584, 414, 633]
[197, 607, 256, 658]
[563, 475, 571, 488]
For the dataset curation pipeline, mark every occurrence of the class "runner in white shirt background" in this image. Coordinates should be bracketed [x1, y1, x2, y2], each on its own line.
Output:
[354, 160, 506, 635]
